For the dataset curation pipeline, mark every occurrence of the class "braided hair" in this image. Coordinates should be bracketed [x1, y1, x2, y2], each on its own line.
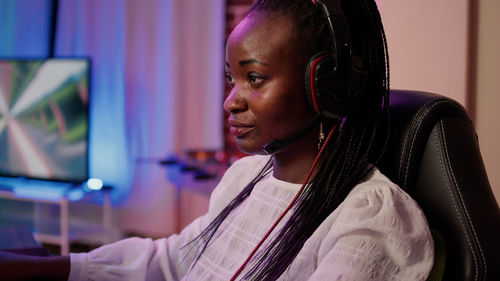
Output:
[186, 1, 390, 280]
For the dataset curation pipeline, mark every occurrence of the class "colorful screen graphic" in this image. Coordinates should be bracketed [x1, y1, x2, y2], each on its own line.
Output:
[0, 59, 89, 182]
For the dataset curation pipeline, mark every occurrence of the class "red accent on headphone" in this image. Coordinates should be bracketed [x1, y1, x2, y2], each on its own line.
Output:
[309, 54, 330, 113]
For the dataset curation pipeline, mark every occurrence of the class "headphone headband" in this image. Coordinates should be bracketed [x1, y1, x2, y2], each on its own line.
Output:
[313, 0, 350, 75]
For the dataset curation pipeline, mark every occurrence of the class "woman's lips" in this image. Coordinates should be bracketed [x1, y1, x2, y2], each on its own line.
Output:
[228, 120, 254, 138]
[230, 126, 254, 137]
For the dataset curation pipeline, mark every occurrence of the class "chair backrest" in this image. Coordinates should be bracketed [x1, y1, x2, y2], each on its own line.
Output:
[376, 90, 500, 281]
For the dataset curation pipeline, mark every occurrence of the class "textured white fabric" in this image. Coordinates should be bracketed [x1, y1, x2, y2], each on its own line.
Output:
[69, 155, 434, 281]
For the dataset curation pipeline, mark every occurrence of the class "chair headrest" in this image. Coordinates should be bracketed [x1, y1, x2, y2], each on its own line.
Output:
[376, 89, 470, 191]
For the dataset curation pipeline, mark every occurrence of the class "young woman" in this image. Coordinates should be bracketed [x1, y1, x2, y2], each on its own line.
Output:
[0, 0, 434, 280]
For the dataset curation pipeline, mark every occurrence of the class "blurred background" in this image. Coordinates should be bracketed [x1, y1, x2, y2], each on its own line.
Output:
[0, 0, 498, 253]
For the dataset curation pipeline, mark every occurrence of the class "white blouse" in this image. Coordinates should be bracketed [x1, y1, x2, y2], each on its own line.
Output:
[69, 155, 434, 281]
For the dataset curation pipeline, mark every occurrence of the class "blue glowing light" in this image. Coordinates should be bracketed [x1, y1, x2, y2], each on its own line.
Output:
[87, 178, 103, 190]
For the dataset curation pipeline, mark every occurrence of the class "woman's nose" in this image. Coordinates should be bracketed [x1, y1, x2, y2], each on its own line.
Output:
[223, 87, 246, 113]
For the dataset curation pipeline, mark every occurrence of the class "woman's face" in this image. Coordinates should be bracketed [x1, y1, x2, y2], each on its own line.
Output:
[224, 12, 317, 154]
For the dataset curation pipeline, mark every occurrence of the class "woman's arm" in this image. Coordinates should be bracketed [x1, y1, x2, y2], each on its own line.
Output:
[0, 251, 70, 281]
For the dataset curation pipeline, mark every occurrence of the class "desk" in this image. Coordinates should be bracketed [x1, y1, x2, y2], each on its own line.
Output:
[0, 186, 111, 255]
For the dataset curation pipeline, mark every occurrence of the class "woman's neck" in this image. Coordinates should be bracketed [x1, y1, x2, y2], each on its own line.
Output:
[271, 131, 320, 184]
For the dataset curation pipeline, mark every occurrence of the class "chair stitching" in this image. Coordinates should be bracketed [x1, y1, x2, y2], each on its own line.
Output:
[433, 123, 478, 280]
[400, 98, 459, 187]
[439, 121, 486, 280]
[398, 97, 441, 185]
[397, 98, 434, 185]
[401, 99, 467, 187]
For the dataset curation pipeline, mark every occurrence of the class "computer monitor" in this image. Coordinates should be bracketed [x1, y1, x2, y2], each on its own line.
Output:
[0, 58, 90, 183]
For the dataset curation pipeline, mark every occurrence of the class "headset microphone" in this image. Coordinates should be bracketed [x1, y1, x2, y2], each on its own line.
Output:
[262, 115, 320, 154]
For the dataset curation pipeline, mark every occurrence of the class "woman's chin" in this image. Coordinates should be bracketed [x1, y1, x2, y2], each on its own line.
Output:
[236, 140, 266, 155]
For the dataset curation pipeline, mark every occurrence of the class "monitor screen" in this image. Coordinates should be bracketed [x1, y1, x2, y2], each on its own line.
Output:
[0, 58, 90, 182]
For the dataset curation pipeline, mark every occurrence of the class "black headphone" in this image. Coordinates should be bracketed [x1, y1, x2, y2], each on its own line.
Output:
[305, 0, 367, 119]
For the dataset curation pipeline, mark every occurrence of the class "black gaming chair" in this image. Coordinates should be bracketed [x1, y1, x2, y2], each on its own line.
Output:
[376, 90, 500, 281]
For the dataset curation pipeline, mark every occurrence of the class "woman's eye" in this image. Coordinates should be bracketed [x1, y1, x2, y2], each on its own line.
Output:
[248, 73, 265, 86]
[225, 74, 235, 88]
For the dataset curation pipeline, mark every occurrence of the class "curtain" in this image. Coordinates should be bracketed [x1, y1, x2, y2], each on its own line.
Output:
[55, 0, 131, 199]
[0, 0, 52, 56]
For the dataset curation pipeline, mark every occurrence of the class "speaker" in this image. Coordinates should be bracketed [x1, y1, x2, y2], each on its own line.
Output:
[305, 0, 367, 119]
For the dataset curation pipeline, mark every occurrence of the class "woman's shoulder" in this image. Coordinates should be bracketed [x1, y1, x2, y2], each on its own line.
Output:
[314, 166, 433, 255]
[305, 168, 434, 280]
[348, 167, 410, 202]
[338, 167, 429, 230]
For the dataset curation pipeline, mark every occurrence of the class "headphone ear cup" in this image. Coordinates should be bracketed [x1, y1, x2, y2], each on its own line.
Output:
[304, 52, 336, 115]
[305, 51, 367, 119]
[304, 56, 315, 113]
[304, 52, 331, 114]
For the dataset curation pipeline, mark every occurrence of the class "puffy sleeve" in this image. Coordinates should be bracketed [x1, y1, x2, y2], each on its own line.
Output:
[307, 171, 434, 281]
[68, 214, 211, 281]
[68, 155, 270, 281]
